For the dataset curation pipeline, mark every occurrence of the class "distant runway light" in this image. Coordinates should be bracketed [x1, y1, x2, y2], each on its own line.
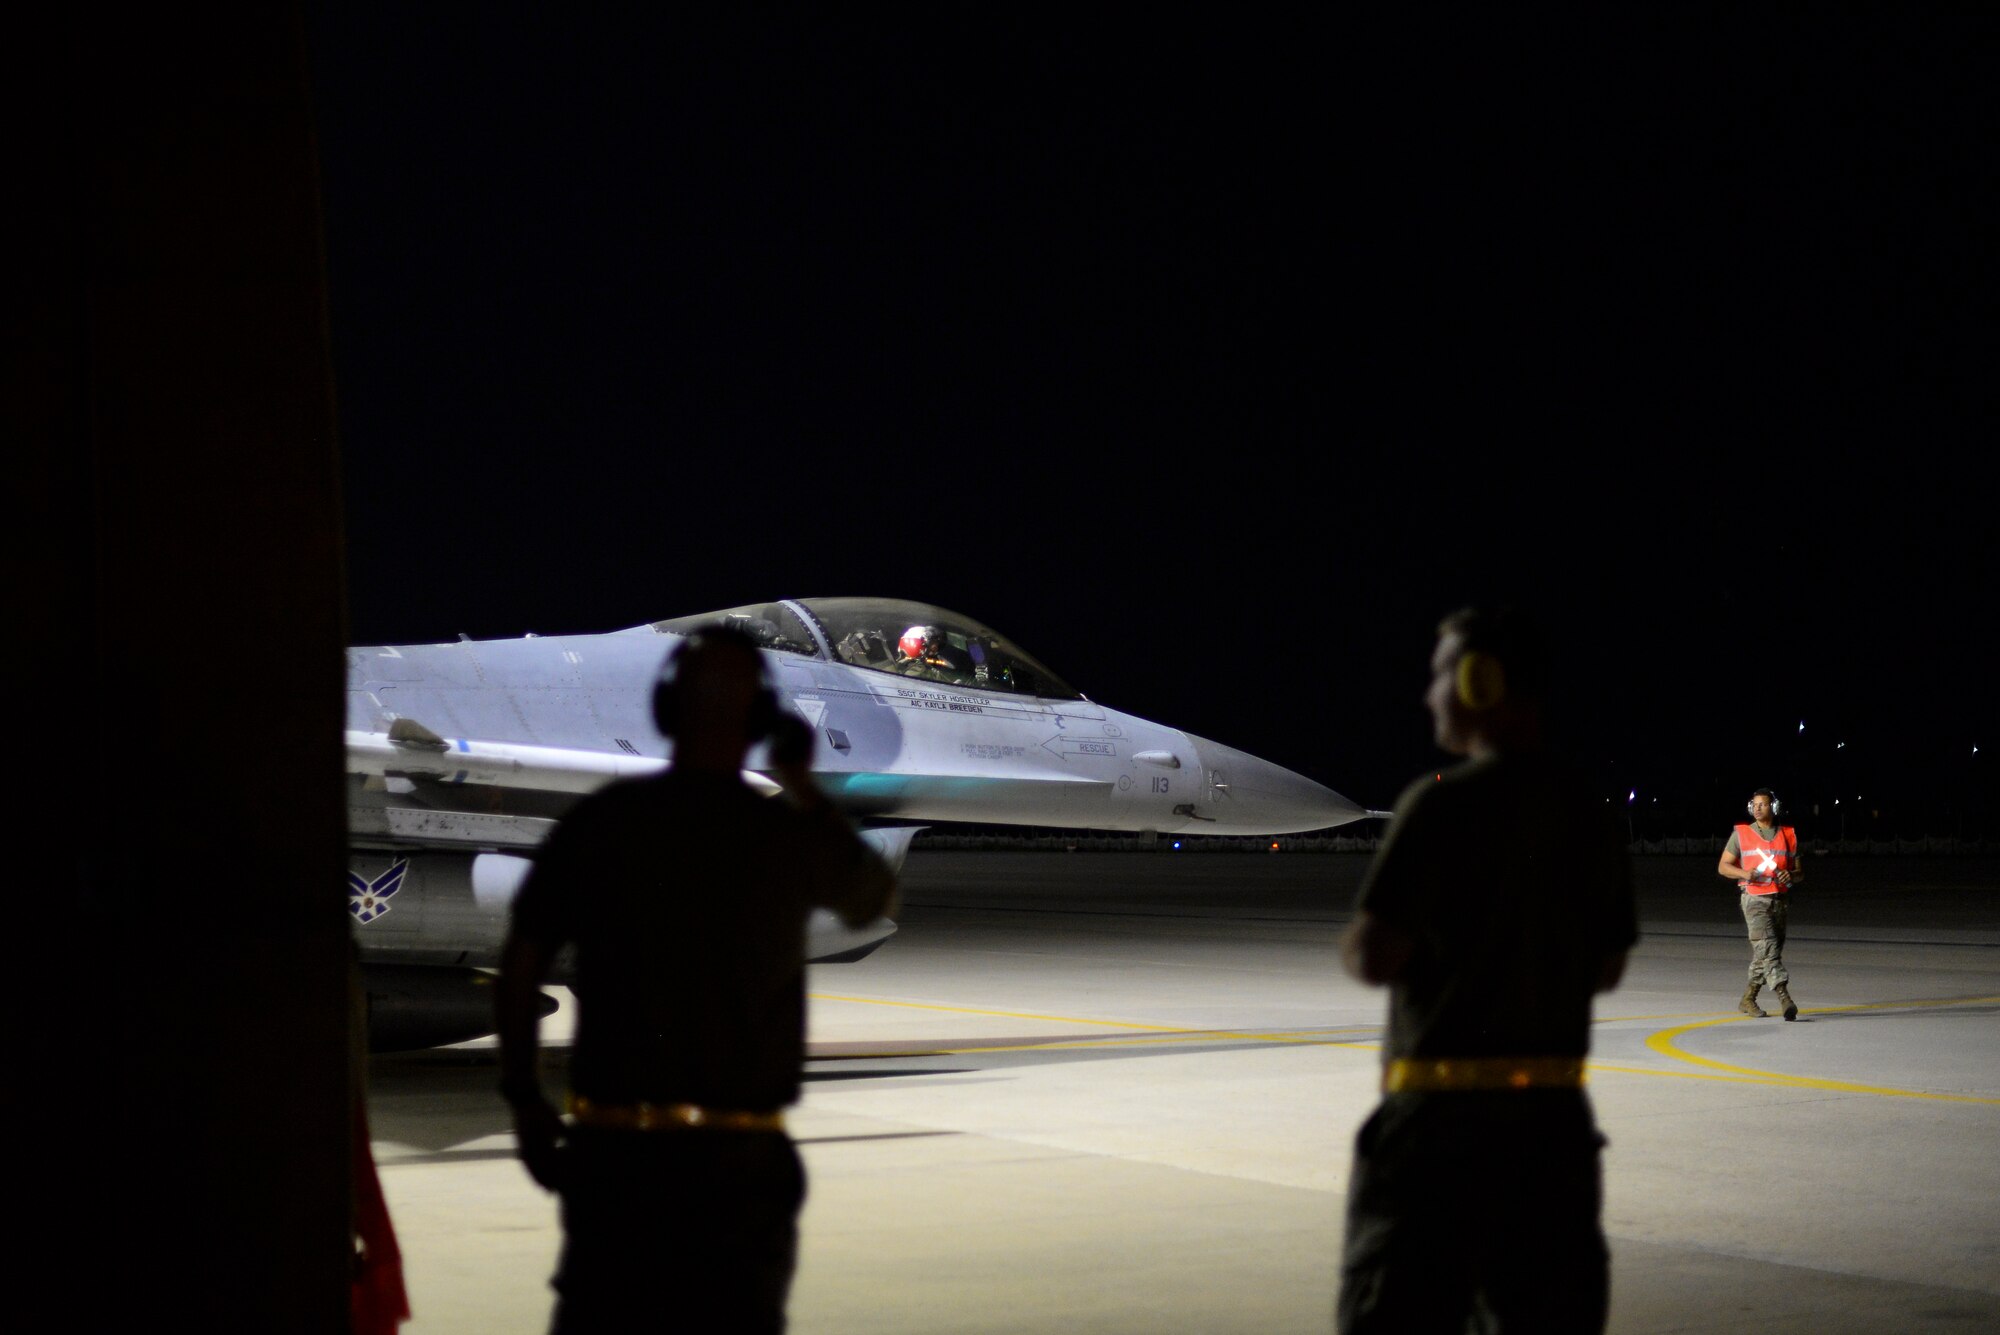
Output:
[1627, 789, 1635, 803]
[1838, 742, 1846, 749]
[1798, 721, 1805, 734]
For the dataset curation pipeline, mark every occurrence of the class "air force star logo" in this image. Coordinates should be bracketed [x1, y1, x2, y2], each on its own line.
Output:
[348, 859, 410, 924]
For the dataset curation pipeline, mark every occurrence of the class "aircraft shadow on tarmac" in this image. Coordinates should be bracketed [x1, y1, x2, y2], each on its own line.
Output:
[1789, 1000, 2000, 1026]
[364, 1048, 980, 1152]
[375, 1128, 962, 1168]
[364, 1026, 1363, 1152]
[365, 1051, 529, 1152]
[804, 1028, 1368, 1072]
[806, 1067, 977, 1082]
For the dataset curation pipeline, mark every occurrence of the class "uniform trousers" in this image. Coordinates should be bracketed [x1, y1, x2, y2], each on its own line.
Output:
[551, 1126, 805, 1335]
[1338, 1089, 1609, 1334]
[1740, 890, 1790, 987]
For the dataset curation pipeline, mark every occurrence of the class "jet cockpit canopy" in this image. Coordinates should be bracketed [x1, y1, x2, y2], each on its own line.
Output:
[801, 597, 1080, 699]
[650, 601, 820, 659]
[652, 598, 1080, 700]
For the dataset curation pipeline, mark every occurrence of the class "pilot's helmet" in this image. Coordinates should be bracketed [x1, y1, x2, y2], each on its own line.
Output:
[898, 625, 935, 660]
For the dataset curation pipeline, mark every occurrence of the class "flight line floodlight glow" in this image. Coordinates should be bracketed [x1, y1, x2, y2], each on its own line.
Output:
[1799, 720, 1805, 734]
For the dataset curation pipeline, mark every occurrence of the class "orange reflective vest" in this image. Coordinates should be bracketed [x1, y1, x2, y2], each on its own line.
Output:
[1734, 823, 1798, 895]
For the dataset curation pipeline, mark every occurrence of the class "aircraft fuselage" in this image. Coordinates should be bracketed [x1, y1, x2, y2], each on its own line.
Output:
[347, 622, 1359, 838]
[344, 599, 1365, 1029]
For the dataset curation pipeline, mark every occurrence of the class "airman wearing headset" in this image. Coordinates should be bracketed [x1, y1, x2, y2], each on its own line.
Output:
[496, 625, 895, 1333]
[1336, 606, 1635, 1334]
[1717, 787, 1804, 1019]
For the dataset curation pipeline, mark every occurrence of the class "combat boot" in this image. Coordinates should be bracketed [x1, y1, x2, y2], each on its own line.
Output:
[1773, 983, 1798, 1021]
[1738, 984, 1767, 1017]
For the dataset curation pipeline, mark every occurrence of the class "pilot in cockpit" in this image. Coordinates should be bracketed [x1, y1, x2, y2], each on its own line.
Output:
[895, 625, 972, 682]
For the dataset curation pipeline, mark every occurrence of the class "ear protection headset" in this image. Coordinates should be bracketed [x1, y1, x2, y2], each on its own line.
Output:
[651, 629, 782, 740]
[1455, 650, 1508, 711]
[1747, 788, 1783, 818]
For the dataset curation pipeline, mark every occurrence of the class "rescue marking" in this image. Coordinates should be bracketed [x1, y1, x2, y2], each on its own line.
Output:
[961, 743, 1028, 760]
[1043, 735, 1116, 760]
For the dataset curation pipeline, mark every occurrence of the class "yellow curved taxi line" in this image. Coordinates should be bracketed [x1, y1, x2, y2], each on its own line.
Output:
[814, 992, 2000, 1103]
[1638, 995, 2000, 1104]
[811, 991, 1382, 1056]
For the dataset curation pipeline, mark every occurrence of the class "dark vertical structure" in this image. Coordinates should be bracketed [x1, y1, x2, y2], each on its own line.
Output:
[11, 6, 352, 1327]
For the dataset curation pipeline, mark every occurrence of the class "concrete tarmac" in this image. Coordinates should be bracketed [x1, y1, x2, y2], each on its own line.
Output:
[367, 850, 2000, 1333]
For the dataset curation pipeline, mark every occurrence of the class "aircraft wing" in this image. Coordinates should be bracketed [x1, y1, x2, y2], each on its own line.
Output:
[345, 720, 780, 851]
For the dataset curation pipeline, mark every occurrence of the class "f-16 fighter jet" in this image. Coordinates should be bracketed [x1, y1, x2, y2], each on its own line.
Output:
[347, 597, 1366, 1047]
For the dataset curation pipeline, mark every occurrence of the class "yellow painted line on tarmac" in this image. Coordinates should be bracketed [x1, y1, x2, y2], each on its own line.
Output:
[810, 992, 1390, 1058]
[1783, 994, 2000, 1017]
[814, 994, 2000, 1101]
[822, 1026, 1384, 1060]
[811, 992, 1200, 1033]
[817, 992, 2000, 1102]
[829, 1033, 1254, 1059]
[1584, 1061, 1832, 1088]
[1595, 1009, 1765, 1024]
[1640, 995, 2000, 1104]
[810, 993, 1391, 1044]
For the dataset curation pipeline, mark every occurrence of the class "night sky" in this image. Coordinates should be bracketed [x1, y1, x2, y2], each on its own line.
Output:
[306, 11, 1995, 839]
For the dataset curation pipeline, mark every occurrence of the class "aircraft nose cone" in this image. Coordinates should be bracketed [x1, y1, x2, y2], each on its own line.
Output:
[1185, 734, 1368, 834]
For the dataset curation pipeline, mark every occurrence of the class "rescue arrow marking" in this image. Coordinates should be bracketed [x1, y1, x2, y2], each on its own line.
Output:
[1041, 735, 1117, 761]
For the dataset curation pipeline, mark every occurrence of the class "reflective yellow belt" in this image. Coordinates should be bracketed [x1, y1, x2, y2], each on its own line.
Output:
[567, 1094, 786, 1133]
[1382, 1056, 1586, 1093]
